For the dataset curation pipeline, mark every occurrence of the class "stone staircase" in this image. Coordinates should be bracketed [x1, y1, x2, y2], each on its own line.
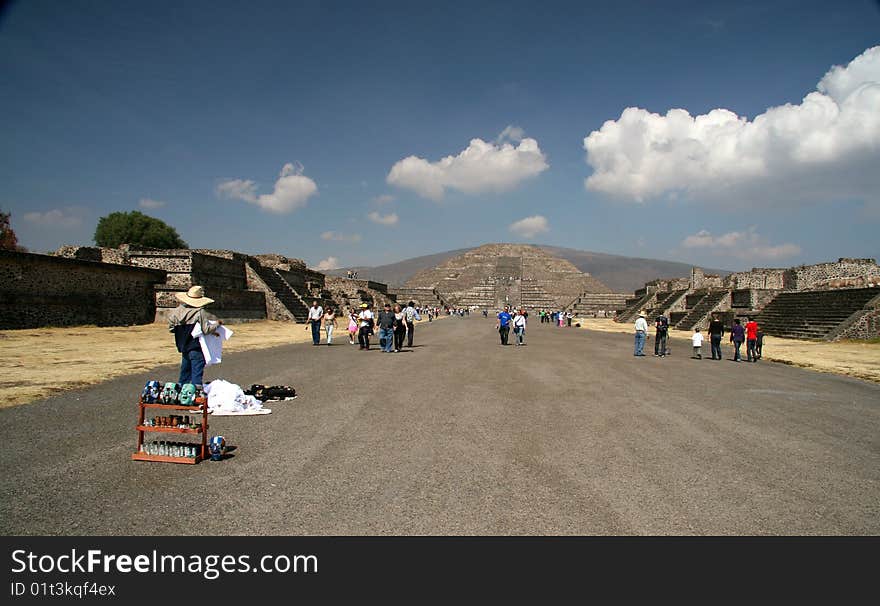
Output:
[520, 278, 557, 310]
[675, 290, 730, 331]
[250, 263, 311, 322]
[754, 287, 880, 340]
[495, 256, 522, 280]
[647, 289, 688, 317]
[615, 291, 656, 323]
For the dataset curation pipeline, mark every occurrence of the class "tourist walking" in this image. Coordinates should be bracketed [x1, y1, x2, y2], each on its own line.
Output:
[691, 327, 703, 359]
[654, 313, 669, 357]
[168, 285, 222, 387]
[497, 305, 512, 345]
[404, 301, 421, 348]
[730, 318, 745, 361]
[745, 316, 759, 362]
[357, 303, 374, 350]
[376, 302, 396, 353]
[307, 300, 323, 345]
[708, 314, 725, 360]
[634, 311, 649, 356]
[393, 304, 407, 352]
[756, 329, 764, 360]
[347, 309, 358, 344]
[322, 307, 337, 346]
[513, 308, 527, 345]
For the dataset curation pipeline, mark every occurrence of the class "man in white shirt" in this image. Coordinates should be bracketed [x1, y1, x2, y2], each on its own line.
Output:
[357, 303, 374, 350]
[308, 300, 323, 346]
[403, 300, 421, 348]
[634, 311, 649, 356]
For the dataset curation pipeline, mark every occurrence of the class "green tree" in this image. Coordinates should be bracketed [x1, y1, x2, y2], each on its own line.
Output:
[93, 211, 188, 249]
[0, 210, 25, 251]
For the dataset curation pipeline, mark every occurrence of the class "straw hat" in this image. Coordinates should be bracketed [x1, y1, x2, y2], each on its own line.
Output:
[638, 311, 646, 317]
[175, 285, 214, 307]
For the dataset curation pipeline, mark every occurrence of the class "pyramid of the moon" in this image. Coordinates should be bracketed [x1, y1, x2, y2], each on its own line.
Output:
[405, 243, 611, 309]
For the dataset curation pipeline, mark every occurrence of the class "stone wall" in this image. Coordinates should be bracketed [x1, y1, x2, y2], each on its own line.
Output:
[731, 288, 782, 310]
[324, 276, 395, 312]
[725, 268, 788, 290]
[55, 245, 127, 266]
[645, 277, 690, 292]
[691, 268, 724, 289]
[154, 287, 266, 323]
[832, 309, 880, 341]
[127, 248, 248, 290]
[790, 258, 880, 290]
[0, 250, 166, 329]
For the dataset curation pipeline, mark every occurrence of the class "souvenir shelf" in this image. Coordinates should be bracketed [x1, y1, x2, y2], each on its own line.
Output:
[131, 399, 208, 464]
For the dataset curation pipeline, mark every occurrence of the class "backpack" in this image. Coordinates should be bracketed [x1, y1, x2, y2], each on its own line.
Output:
[244, 384, 297, 401]
[657, 316, 669, 335]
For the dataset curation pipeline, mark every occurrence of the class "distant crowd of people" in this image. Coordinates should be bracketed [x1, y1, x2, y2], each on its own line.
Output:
[634, 311, 763, 362]
[306, 300, 453, 352]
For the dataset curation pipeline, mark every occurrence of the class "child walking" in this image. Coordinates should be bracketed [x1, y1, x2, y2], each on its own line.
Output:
[691, 327, 703, 359]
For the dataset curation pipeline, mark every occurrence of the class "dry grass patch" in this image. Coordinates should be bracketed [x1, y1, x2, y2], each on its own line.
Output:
[575, 317, 880, 383]
[0, 321, 314, 408]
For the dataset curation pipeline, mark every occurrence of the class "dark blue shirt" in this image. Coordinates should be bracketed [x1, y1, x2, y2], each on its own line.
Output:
[497, 312, 512, 327]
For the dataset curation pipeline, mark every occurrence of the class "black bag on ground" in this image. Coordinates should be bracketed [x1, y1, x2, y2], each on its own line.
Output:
[244, 384, 297, 400]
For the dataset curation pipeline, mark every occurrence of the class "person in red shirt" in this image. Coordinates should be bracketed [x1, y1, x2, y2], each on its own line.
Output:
[745, 317, 759, 362]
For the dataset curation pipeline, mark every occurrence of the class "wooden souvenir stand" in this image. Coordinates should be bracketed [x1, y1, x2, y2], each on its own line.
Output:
[132, 398, 208, 464]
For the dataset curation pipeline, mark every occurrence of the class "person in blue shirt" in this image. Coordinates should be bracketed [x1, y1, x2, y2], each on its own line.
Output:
[496, 305, 512, 346]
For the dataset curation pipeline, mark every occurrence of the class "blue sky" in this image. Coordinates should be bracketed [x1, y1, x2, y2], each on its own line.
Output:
[1, 0, 878, 271]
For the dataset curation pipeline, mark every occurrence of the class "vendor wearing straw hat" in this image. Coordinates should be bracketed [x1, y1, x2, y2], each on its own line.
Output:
[168, 286, 222, 386]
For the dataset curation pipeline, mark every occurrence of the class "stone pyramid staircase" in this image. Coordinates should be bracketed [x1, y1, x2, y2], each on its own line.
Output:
[615, 291, 656, 323]
[647, 289, 688, 317]
[675, 290, 730, 331]
[249, 263, 311, 322]
[520, 278, 557, 309]
[754, 287, 880, 340]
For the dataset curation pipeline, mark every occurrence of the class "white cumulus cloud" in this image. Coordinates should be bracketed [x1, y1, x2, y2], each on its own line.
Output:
[139, 198, 166, 209]
[321, 231, 362, 243]
[368, 211, 398, 226]
[584, 46, 880, 207]
[681, 227, 801, 261]
[216, 162, 317, 213]
[314, 256, 339, 271]
[509, 215, 550, 239]
[387, 130, 549, 200]
[23, 209, 83, 228]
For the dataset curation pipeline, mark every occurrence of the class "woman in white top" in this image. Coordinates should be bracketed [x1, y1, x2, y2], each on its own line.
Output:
[513, 308, 527, 346]
[393, 304, 407, 352]
[322, 308, 337, 346]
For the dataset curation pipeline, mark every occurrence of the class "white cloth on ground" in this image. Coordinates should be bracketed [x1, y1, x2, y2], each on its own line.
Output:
[204, 379, 264, 414]
[191, 321, 233, 366]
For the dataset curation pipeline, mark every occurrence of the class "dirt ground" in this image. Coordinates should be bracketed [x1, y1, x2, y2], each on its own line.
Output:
[575, 317, 880, 384]
[0, 315, 449, 408]
[0, 321, 315, 408]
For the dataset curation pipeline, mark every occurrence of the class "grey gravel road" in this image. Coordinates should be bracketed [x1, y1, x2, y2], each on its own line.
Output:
[1, 317, 878, 535]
